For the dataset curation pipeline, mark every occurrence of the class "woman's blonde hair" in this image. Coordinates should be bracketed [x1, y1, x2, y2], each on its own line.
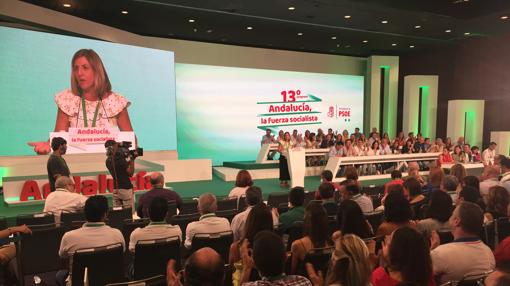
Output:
[325, 234, 372, 286]
[71, 49, 111, 98]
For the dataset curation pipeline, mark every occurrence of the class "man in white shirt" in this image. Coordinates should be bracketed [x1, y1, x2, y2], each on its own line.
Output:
[482, 142, 497, 166]
[480, 166, 501, 198]
[184, 193, 231, 249]
[431, 202, 495, 284]
[261, 128, 276, 145]
[129, 197, 182, 252]
[500, 156, 510, 193]
[58, 195, 125, 284]
[328, 141, 346, 158]
[44, 176, 88, 224]
[380, 139, 392, 155]
[344, 139, 358, 157]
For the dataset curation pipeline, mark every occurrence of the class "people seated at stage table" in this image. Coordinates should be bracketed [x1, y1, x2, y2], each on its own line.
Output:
[260, 128, 276, 145]
[58, 195, 125, 284]
[137, 172, 183, 218]
[184, 193, 231, 249]
[452, 145, 465, 163]
[228, 169, 254, 198]
[439, 147, 454, 164]
[431, 202, 495, 284]
[482, 142, 497, 166]
[44, 176, 87, 224]
[129, 197, 182, 252]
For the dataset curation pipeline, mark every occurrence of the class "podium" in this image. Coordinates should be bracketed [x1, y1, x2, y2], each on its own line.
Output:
[286, 147, 330, 188]
[50, 127, 135, 154]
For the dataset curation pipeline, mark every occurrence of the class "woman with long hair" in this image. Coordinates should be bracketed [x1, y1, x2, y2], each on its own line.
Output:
[332, 200, 373, 241]
[417, 190, 453, 233]
[452, 145, 465, 163]
[278, 131, 292, 187]
[372, 227, 435, 286]
[290, 202, 331, 274]
[484, 186, 510, 221]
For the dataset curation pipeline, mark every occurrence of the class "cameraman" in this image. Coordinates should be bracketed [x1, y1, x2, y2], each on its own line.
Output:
[105, 140, 136, 210]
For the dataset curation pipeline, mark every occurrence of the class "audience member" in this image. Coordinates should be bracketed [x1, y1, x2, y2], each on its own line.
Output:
[344, 166, 360, 185]
[462, 175, 480, 191]
[377, 191, 415, 236]
[229, 170, 254, 198]
[457, 186, 485, 211]
[343, 183, 374, 213]
[0, 224, 31, 283]
[129, 197, 182, 252]
[184, 193, 231, 248]
[384, 170, 404, 195]
[480, 165, 501, 198]
[320, 170, 341, 191]
[404, 177, 427, 219]
[291, 202, 331, 274]
[484, 267, 510, 286]
[137, 172, 183, 218]
[229, 203, 273, 274]
[332, 199, 373, 241]
[471, 146, 481, 163]
[482, 142, 498, 166]
[463, 144, 473, 163]
[372, 226, 435, 286]
[500, 156, 510, 192]
[231, 186, 276, 241]
[44, 176, 87, 224]
[484, 186, 509, 222]
[441, 175, 459, 193]
[424, 167, 444, 194]
[452, 145, 464, 163]
[431, 202, 495, 284]
[58, 195, 125, 284]
[450, 164, 467, 188]
[240, 230, 312, 285]
[407, 161, 425, 186]
[307, 234, 372, 286]
[417, 190, 453, 233]
[166, 247, 225, 286]
[276, 186, 305, 231]
[318, 183, 337, 216]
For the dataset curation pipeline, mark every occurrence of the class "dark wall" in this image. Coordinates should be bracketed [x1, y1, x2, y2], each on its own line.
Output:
[399, 32, 510, 149]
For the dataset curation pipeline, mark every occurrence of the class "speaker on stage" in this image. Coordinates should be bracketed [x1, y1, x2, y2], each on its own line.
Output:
[403, 75, 438, 138]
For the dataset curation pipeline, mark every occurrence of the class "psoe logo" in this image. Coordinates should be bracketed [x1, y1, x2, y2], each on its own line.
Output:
[338, 107, 351, 117]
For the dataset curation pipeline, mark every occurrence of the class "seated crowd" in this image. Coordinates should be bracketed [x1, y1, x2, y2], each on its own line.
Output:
[5, 141, 510, 286]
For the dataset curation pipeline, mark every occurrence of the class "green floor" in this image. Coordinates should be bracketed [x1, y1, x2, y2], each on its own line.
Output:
[0, 174, 390, 226]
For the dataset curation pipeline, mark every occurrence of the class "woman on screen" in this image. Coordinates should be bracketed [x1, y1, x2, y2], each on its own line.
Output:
[29, 49, 134, 154]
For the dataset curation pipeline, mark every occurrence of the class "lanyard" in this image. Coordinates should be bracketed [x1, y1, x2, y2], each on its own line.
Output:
[81, 96, 101, 127]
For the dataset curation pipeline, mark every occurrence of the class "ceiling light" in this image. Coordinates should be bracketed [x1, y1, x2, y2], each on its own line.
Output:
[345, 45, 351, 48]
[297, 32, 303, 36]
[392, 43, 397, 46]
[464, 32, 470, 35]
[331, 36, 337, 40]
[188, 19, 195, 23]
[288, 6, 295, 10]
[336, 44, 340, 47]
[121, 11, 128, 14]
[362, 40, 368, 43]
[247, 26, 253, 30]
[414, 25, 421, 29]
[63, 3, 71, 7]
[410, 45, 415, 48]
[445, 29, 452, 33]
[501, 16, 509, 20]
[344, 15, 351, 19]
[381, 20, 388, 24]
[193, 28, 198, 32]
[207, 29, 213, 33]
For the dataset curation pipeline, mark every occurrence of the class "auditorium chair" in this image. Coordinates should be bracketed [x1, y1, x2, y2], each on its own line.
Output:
[298, 247, 334, 279]
[362, 185, 384, 197]
[286, 221, 304, 251]
[0, 216, 6, 231]
[277, 203, 289, 214]
[267, 192, 289, 208]
[191, 231, 233, 263]
[15, 223, 64, 286]
[496, 217, 510, 246]
[107, 207, 132, 230]
[217, 197, 238, 211]
[106, 275, 166, 286]
[303, 191, 316, 207]
[482, 221, 496, 250]
[72, 243, 125, 286]
[61, 211, 86, 231]
[179, 200, 198, 215]
[327, 216, 339, 236]
[133, 236, 181, 280]
[216, 209, 237, 223]
[437, 231, 454, 245]
[169, 213, 200, 234]
[167, 200, 178, 219]
[364, 211, 384, 233]
[237, 196, 247, 211]
[122, 218, 150, 247]
[16, 212, 54, 226]
[368, 194, 383, 209]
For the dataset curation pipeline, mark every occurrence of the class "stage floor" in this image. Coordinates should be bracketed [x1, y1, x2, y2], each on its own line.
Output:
[0, 173, 389, 226]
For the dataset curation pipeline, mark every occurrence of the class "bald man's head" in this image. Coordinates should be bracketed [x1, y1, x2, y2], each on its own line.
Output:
[185, 247, 224, 286]
[149, 172, 164, 187]
[198, 193, 217, 215]
[55, 176, 75, 191]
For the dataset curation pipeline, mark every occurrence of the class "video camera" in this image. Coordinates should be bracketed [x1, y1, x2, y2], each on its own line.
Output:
[105, 140, 143, 159]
